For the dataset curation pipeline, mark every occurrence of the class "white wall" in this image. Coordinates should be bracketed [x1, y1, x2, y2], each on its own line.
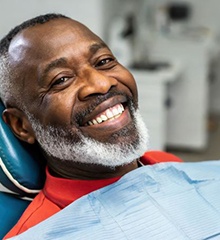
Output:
[0, 0, 105, 39]
[189, 0, 220, 113]
[189, 0, 220, 34]
[151, 0, 220, 114]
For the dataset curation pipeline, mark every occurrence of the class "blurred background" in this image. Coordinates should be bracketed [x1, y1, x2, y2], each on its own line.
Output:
[1, 0, 220, 162]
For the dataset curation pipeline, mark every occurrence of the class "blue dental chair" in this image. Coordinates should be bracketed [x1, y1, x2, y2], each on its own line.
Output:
[0, 101, 45, 238]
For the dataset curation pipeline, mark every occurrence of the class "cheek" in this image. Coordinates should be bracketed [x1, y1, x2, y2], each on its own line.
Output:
[37, 94, 74, 126]
[120, 70, 138, 101]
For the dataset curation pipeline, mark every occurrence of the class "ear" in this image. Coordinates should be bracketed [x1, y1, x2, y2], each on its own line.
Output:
[2, 108, 35, 144]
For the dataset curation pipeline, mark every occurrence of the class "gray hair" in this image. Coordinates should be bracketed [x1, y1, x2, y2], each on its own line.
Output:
[0, 52, 20, 107]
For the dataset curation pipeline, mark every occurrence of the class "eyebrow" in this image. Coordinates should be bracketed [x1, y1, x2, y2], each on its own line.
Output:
[40, 57, 68, 82]
[39, 42, 109, 84]
[89, 42, 108, 54]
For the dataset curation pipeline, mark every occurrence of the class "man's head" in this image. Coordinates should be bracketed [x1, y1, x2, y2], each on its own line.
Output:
[0, 13, 149, 174]
[0, 14, 69, 108]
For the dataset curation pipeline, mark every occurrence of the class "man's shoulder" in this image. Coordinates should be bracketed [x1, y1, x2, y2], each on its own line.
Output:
[3, 191, 60, 239]
[140, 151, 183, 165]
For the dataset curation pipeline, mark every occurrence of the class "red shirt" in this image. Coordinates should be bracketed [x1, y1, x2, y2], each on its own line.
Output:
[4, 151, 182, 239]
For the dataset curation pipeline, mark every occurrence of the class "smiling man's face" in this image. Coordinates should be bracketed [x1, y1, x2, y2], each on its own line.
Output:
[8, 18, 149, 167]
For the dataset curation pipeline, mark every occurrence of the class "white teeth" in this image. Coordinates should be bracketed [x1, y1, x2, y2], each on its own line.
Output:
[118, 105, 123, 114]
[112, 108, 119, 116]
[101, 115, 108, 121]
[87, 103, 125, 126]
[92, 119, 98, 125]
[106, 109, 113, 118]
[88, 121, 93, 126]
[96, 117, 102, 123]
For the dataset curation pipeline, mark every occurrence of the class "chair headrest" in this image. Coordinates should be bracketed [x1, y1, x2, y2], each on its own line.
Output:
[0, 101, 45, 196]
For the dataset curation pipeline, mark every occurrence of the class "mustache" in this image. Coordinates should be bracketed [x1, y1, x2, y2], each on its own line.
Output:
[73, 90, 135, 126]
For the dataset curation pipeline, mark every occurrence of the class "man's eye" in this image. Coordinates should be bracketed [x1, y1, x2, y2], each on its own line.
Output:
[52, 77, 69, 86]
[96, 58, 114, 67]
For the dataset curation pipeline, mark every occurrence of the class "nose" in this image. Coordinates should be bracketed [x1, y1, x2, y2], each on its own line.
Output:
[78, 68, 118, 100]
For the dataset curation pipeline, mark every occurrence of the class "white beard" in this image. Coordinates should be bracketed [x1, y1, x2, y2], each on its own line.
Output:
[26, 108, 149, 167]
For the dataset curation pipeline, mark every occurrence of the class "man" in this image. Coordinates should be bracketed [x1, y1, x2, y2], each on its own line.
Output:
[0, 13, 181, 238]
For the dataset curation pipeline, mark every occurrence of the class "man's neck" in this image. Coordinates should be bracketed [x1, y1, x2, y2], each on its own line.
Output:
[47, 158, 139, 180]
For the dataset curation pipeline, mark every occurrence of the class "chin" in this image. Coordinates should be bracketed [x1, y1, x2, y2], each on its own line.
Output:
[31, 104, 149, 167]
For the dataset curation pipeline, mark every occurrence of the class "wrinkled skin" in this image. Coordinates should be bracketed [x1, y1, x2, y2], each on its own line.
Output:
[3, 18, 146, 179]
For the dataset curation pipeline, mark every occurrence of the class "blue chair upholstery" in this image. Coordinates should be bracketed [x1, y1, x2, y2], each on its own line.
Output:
[0, 100, 46, 238]
[0, 192, 31, 238]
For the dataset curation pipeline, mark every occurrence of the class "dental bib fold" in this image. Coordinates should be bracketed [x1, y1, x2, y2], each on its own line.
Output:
[10, 161, 220, 240]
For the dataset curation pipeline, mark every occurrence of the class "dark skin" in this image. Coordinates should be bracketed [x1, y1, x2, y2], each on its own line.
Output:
[3, 18, 140, 180]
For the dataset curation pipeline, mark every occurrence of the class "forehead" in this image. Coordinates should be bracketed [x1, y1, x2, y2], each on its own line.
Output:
[8, 18, 102, 63]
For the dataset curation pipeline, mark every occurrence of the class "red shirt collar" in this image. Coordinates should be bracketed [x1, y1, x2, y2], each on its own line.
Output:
[43, 151, 182, 209]
[43, 168, 120, 208]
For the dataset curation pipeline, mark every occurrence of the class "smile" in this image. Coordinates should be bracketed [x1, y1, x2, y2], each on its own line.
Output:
[87, 103, 124, 126]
